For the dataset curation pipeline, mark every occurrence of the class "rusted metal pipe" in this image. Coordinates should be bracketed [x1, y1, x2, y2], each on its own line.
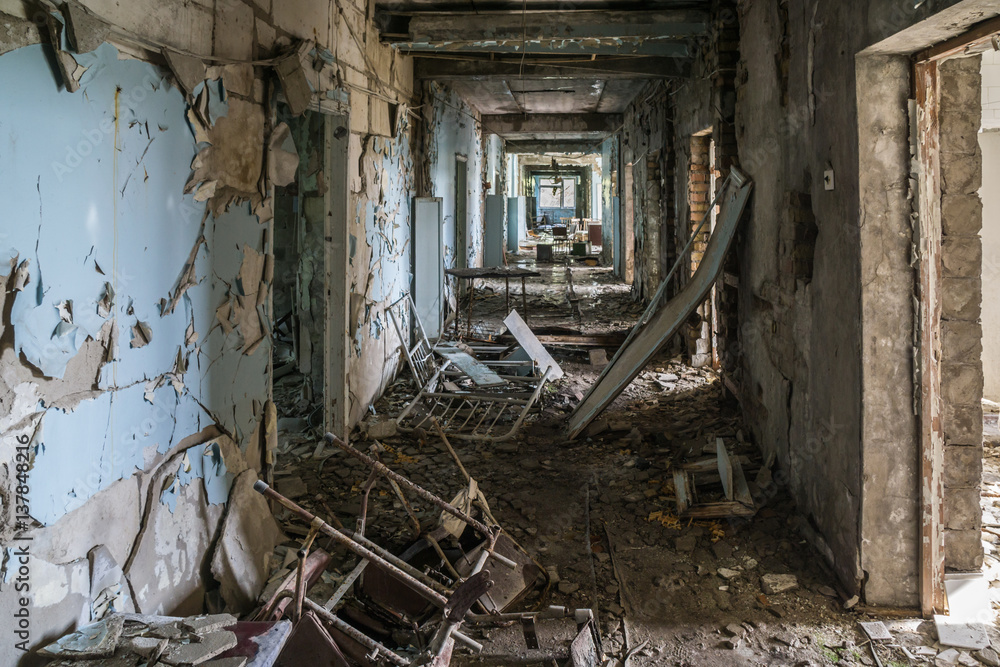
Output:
[254, 481, 449, 607]
[304, 598, 410, 667]
[324, 433, 494, 537]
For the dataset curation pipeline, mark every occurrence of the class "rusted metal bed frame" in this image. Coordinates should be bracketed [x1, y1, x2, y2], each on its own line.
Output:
[388, 295, 554, 442]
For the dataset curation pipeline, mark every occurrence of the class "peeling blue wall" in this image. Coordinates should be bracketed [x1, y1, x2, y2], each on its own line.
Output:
[0, 44, 267, 526]
[425, 84, 486, 274]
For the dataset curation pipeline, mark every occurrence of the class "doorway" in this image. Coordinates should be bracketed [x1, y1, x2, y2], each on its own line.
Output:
[271, 108, 351, 440]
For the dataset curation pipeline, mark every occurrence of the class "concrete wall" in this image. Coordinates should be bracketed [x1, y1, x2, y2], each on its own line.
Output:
[0, 0, 417, 657]
[733, 0, 994, 605]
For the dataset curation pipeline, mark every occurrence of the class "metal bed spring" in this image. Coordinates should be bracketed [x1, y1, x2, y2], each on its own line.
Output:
[396, 366, 553, 442]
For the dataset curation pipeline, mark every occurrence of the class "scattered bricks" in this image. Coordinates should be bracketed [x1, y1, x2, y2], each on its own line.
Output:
[942, 236, 982, 278]
[944, 488, 981, 531]
[944, 445, 983, 489]
[943, 402, 984, 445]
[945, 528, 985, 571]
[940, 363, 984, 407]
[941, 276, 982, 321]
[941, 194, 983, 236]
[941, 320, 983, 365]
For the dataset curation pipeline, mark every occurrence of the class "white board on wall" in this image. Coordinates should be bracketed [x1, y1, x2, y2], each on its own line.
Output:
[413, 197, 444, 339]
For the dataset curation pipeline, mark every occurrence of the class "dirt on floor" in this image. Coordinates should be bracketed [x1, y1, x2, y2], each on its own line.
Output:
[269, 258, 1000, 666]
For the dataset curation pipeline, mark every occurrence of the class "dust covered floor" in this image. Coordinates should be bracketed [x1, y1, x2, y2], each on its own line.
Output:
[270, 260, 1000, 666]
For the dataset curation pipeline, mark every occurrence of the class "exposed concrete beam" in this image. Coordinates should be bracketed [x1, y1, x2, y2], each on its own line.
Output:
[392, 39, 691, 58]
[392, 10, 708, 42]
[505, 140, 602, 154]
[413, 57, 690, 80]
[484, 113, 621, 135]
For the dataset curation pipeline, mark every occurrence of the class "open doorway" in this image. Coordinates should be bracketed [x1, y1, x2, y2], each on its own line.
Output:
[271, 107, 351, 440]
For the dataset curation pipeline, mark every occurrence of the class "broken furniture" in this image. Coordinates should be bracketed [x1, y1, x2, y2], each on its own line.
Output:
[390, 295, 562, 442]
[673, 438, 756, 519]
[443, 266, 540, 339]
[566, 168, 754, 439]
[254, 478, 493, 666]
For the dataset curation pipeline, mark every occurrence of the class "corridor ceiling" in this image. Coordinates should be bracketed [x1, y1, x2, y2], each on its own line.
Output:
[376, 0, 710, 152]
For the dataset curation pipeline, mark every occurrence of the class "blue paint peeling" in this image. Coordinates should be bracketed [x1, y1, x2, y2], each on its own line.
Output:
[159, 440, 233, 513]
[0, 44, 267, 526]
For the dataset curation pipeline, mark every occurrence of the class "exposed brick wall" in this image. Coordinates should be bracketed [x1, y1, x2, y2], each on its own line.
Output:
[689, 136, 712, 275]
[687, 134, 713, 367]
[938, 55, 984, 572]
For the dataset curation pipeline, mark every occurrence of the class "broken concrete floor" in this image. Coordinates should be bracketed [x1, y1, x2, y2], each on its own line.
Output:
[262, 262, 1000, 666]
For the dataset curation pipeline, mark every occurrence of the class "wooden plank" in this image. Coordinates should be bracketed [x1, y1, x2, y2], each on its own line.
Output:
[434, 346, 506, 387]
[566, 168, 753, 439]
[915, 15, 1000, 63]
[503, 310, 565, 380]
[915, 59, 946, 618]
[682, 503, 757, 520]
[673, 470, 690, 515]
[716, 439, 734, 502]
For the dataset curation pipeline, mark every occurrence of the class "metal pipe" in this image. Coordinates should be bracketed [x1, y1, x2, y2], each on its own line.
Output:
[303, 598, 410, 667]
[254, 481, 449, 608]
[324, 433, 495, 538]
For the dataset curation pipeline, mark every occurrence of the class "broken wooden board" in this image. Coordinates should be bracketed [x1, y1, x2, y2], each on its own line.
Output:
[434, 346, 505, 387]
[673, 439, 756, 519]
[503, 309, 564, 380]
[566, 168, 753, 439]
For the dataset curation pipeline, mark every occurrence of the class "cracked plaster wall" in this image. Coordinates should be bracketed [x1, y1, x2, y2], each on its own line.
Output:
[423, 83, 490, 310]
[0, 0, 418, 657]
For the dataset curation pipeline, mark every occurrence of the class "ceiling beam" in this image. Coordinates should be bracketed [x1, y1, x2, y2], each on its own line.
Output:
[392, 10, 708, 41]
[505, 139, 603, 154]
[413, 56, 691, 79]
[391, 40, 691, 58]
[484, 113, 621, 135]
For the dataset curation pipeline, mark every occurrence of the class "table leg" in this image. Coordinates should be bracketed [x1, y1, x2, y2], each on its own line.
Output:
[466, 278, 474, 338]
[505, 276, 510, 314]
[521, 277, 527, 324]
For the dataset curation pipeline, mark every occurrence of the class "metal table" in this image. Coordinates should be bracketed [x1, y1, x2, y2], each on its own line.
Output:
[444, 266, 541, 337]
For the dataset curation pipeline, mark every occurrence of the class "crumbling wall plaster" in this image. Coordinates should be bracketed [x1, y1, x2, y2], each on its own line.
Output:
[423, 83, 489, 307]
[0, 37, 271, 655]
[0, 0, 417, 652]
